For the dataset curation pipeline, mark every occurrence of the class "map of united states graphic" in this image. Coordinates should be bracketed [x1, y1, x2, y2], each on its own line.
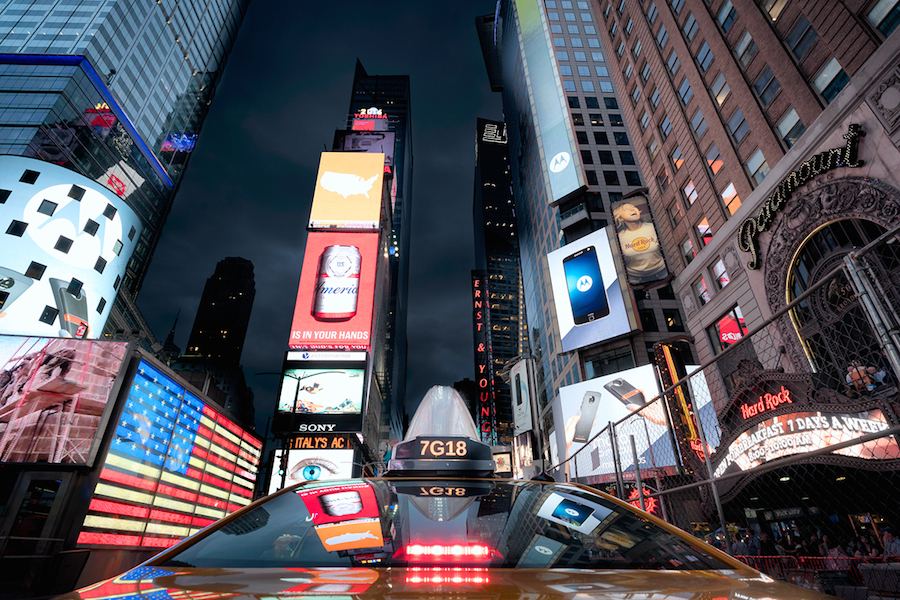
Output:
[320, 171, 379, 198]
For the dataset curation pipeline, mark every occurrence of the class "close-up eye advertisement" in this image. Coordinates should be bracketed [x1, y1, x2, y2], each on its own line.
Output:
[268, 448, 356, 494]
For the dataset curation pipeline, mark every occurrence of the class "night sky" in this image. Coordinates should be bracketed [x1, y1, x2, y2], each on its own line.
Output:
[136, 1, 502, 433]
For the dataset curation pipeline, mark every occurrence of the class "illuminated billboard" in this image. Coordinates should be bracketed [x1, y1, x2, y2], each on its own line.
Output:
[78, 359, 262, 549]
[308, 152, 385, 230]
[334, 130, 395, 172]
[0, 336, 129, 464]
[268, 448, 356, 495]
[548, 227, 638, 352]
[511, 359, 532, 437]
[611, 192, 670, 288]
[289, 232, 378, 350]
[0, 156, 143, 339]
[277, 351, 366, 414]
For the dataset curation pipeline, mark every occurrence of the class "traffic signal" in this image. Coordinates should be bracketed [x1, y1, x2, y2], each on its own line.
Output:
[278, 451, 289, 477]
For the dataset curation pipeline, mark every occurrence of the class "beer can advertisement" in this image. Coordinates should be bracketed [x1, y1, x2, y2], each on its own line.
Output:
[308, 152, 385, 231]
[610, 192, 669, 288]
[289, 232, 378, 350]
[268, 448, 355, 495]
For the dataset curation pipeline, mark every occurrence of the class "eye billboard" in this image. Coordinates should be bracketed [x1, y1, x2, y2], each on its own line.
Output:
[0, 156, 143, 339]
[288, 232, 378, 350]
[268, 448, 356, 495]
[308, 152, 385, 231]
[547, 227, 639, 352]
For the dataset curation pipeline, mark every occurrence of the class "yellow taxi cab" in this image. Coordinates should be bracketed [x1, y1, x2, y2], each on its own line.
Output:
[56, 386, 833, 600]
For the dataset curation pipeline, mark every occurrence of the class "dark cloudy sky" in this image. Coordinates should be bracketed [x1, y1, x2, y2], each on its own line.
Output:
[136, 1, 502, 432]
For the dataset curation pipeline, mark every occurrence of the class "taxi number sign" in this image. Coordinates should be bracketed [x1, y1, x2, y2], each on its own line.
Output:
[419, 439, 468, 457]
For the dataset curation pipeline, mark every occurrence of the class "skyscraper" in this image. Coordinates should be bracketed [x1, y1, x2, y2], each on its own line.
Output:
[0, 0, 248, 344]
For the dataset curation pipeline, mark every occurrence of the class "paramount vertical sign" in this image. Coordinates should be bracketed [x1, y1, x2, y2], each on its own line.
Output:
[738, 125, 864, 269]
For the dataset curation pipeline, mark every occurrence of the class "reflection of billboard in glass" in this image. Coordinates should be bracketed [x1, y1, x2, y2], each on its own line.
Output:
[308, 152, 385, 231]
[511, 359, 532, 436]
[277, 368, 365, 414]
[0, 156, 142, 339]
[0, 336, 128, 464]
[78, 359, 263, 549]
[611, 193, 669, 287]
[289, 232, 378, 350]
[548, 228, 637, 352]
[268, 448, 355, 495]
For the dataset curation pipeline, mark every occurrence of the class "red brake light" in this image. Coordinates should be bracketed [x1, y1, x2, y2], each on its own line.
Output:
[403, 543, 493, 560]
[405, 567, 490, 584]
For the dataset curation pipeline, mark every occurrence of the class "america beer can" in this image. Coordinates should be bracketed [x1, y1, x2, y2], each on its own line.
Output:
[312, 245, 361, 321]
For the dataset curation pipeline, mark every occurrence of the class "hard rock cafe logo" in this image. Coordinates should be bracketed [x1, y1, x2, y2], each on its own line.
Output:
[628, 237, 652, 252]
[739, 386, 793, 420]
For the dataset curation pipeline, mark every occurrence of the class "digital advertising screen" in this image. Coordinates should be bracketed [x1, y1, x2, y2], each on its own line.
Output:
[0, 156, 143, 339]
[308, 152, 385, 231]
[277, 351, 366, 415]
[297, 481, 379, 525]
[611, 192, 670, 288]
[268, 448, 356, 495]
[78, 359, 262, 549]
[289, 232, 378, 350]
[334, 130, 395, 172]
[548, 228, 638, 352]
[511, 359, 533, 436]
[0, 335, 129, 464]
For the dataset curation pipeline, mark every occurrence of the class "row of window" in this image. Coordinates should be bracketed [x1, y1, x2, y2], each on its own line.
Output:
[582, 166, 642, 186]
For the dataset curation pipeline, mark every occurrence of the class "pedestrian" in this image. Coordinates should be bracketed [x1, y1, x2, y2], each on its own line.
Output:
[732, 535, 749, 556]
[884, 527, 900, 560]
[760, 532, 778, 556]
[748, 531, 761, 556]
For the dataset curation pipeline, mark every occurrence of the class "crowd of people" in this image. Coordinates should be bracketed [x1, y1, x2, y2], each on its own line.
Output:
[730, 527, 900, 561]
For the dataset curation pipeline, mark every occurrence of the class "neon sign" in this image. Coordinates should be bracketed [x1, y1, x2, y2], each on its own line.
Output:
[739, 386, 792, 420]
[473, 274, 496, 443]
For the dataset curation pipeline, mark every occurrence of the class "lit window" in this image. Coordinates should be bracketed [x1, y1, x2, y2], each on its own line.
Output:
[721, 182, 742, 215]
[678, 78, 693, 104]
[573, 113, 585, 125]
[727, 109, 749, 142]
[708, 306, 747, 354]
[711, 72, 730, 105]
[664, 309, 685, 331]
[867, 0, 900, 37]
[706, 143, 723, 174]
[786, 15, 818, 60]
[683, 13, 698, 41]
[609, 113, 624, 125]
[813, 57, 850, 103]
[671, 146, 685, 171]
[691, 109, 707, 137]
[718, 0, 737, 32]
[683, 179, 698, 205]
[647, 137, 660, 159]
[745, 148, 770, 184]
[735, 31, 757, 67]
[763, 0, 787, 21]
[696, 218, 713, 245]
[777, 108, 806, 148]
[659, 115, 672, 138]
[754, 66, 781, 105]
[713, 259, 730, 289]
[682, 238, 696, 265]
[667, 49, 680, 75]
[591, 113, 604, 126]
[694, 276, 711, 305]
[697, 41, 713, 72]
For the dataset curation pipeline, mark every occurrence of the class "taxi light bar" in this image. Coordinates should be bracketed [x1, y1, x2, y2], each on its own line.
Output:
[406, 543, 492, 558]
[405, 567, 490, 584]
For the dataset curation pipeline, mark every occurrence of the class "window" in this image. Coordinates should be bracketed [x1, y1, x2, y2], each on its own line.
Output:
[595, 65, 610, 76]
[691, 109, 707, 137]
[549, 11, 560, 20]
[626, 18, 634, 34]
[578, 1, 589, 7]
[657, 165, 671, 191]
[659, 115, 673, 138]
[594, 131, 609, 143]
[599, 150, 615, 164]
[668, 202, 683, 226]
[605, 97, 619, 109]
[640, 309, 659, 331]
[713, 259, 730, 288]
[624, 62, 634, 81]
[711, 72, 730, 105]
[647, 137, 660, 159]
[718, 0, 737, 31]
[721, 182, 742, 215]
[647, 1, 658, 24]
[614, 132, 629, 145]
[678, 78, 693, 104]
[630, 85, 642, 104]
[708, 306, 747, 354]
[577, 131, 590, 144]
[592, 51, 605, 61]
[670, 0, 684, 14]
[735, 31, 757, 67]
[581, 149, 594, 164]
[568, 96, 581, 108]
[571, 37, 584, 47]
[569, 24, 580, 33]
[586, 170, 599, 185]
[650, 87, 661, 108]
[641, 62, 652, 82]
[671, 146, 685, 171]
[683, 179, 698, 205]
[632, 39, 643, 58]
[745, 148, 770, 184]
[555, 37, 567, 47]
[619, 151, 635, 164]
[762, 0, 787, 21]
[706, 143, 723, 174]
[582, 11, 593, 21]
[564, 80, 576, 91]
[682, 238, 696, 265]
[618, 0, 625, 12]
[610, 113, 624, 125]
[683, 13, 698, 41]
[694, 276, 711, 305]
[617, 41, 626, 58]
[561, 65, 574, 76]
[777, 108, 806, 148]
[566, 12, 577, 21]
[664, 309, 685, 331]
[814, 57, 850, 103]
[600, 81, 615, 92]
[867, 0, 900, 37]
[727, 109, 749, 142]
[585, 24, 597, 34]
[552, 23, 563, 33]
[582, 80, 595, 92]
[639, 110, 650, 130]
[575, 51, 588, 61]
[657, 24, 669, 47]
[625, 171, 642, 186]
[786, 15, 818, 60]
[696, 42, 713, 72]
[696, 218, 713, 245]
[558, 50, 570, 61]
[604, 170, 621, 185]
[667, 50, 680, 75]
[573, 113, 585, 125]
[754, 66, 781, 105]
[585, 346, 635, 378]
[586, 96, 600, 108]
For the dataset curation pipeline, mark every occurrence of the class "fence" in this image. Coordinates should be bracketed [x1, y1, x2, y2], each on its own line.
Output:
[555, 224, 900, 580]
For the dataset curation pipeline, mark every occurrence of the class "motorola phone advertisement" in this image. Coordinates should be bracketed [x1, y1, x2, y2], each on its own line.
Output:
[548, 228, 637, 352]
[511, 359, 533, 436]
[611, 193, 669, 288]
[289, 232, 378, 350]
[308, 152, 385, 230]
[0, 156, 142, 339]
[268, 448, 356, 495]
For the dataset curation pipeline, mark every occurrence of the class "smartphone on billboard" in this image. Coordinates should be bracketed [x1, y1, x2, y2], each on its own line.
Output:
[515, 373, 523, 406]
[0, 267, 33, 313]
[50, 278, 89, 338]
[572, 392, 600, 443]
[604, 379, 646, 411]
[563, 246, 609, 324]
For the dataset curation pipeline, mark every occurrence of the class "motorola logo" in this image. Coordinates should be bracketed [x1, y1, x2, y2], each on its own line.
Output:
[549, 151, 571, 173]
[577, 275, 593, 292]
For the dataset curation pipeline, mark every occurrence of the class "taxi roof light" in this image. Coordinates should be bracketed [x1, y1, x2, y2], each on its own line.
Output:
[404, 386, 480, 441]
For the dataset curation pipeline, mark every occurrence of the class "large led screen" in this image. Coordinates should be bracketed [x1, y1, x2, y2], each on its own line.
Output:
[277, 351, 366, 415]
[511, 359, 533, 437]
[289, 232, 378, 350]
[308, 152, 385, 231]
[0, 156, 143, 339]
[548, 228, 637, 352]
[268, 448, 355, 495]
[0, 335, 128, 464]
[78, 359, 263, 549]
[334, 131, 395, 172]
[611, 193, 670, 288]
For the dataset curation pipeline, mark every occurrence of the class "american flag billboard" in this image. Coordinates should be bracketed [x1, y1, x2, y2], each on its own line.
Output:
[77, 360, 262, 549]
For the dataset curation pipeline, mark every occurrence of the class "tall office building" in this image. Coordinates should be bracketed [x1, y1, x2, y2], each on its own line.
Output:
[346, 60, 413, 440]
[472, 118, 527, 445]
[0, 0, 248, 346]
[478, 0, 694, 465]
